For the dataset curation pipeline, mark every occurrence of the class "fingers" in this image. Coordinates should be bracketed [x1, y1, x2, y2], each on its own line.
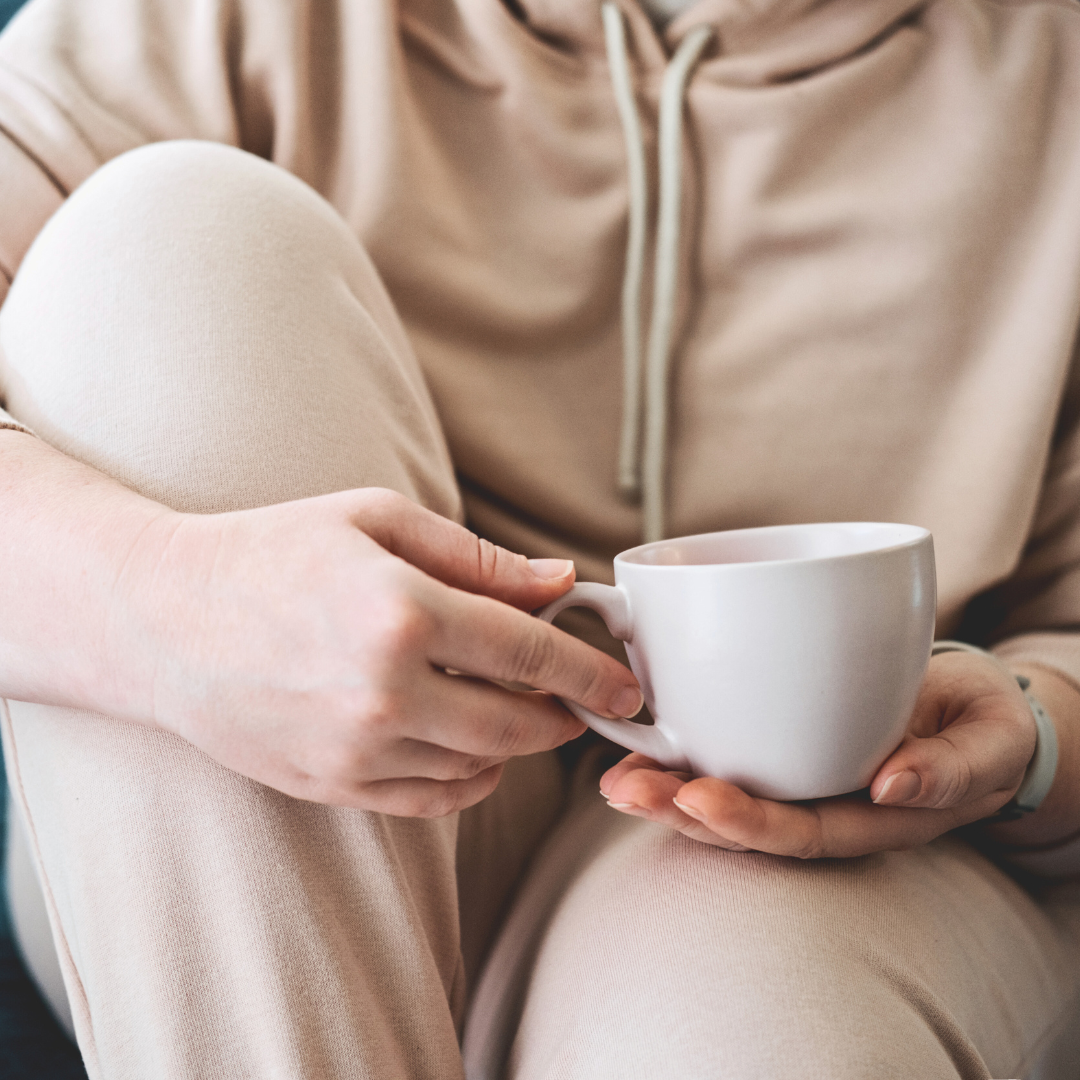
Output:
[348, 765, 507, 817]
[287, 679, 575, 812]
[871, 653, 1036, 812]
[600, 753, 690, 795]
[397, 672, 586, 760]
[345, 488, 578, 611]
[869, 733, 997, 813]
[602, 761, 788, 851]
[600, 761, 744, 848]
[603, 762, 968, 859]
[337, 489, 643, 719]
[299, 674, 581, 787]
[392, 739, 508, 782]
[426, 584, 643, 719]
[675, 777, 970, 858]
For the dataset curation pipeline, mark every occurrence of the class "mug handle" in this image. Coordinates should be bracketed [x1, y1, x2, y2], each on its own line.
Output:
[536, 583, 689, 770]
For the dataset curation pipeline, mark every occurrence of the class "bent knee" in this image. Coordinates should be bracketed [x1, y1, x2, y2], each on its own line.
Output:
[6, 140, 344, 309]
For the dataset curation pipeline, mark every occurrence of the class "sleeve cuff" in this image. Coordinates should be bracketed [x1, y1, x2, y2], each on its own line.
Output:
[0, 404, 34, 435]
[995, 835, 1080, 879]
[987, 631, 1080, 877]
[991, 631, 1080, 692]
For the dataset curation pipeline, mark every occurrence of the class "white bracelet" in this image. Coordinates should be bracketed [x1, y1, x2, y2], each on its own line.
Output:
[931, 640, 1059, 820]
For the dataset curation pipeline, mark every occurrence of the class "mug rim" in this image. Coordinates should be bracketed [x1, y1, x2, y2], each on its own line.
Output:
[614, 521, 931, 571]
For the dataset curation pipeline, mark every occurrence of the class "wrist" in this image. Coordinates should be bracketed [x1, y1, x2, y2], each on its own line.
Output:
[95, 506, 192, 726]
[0, 429, 182, 720]
[930, 641, 1062, 831]
[981, 662, 1080, 854]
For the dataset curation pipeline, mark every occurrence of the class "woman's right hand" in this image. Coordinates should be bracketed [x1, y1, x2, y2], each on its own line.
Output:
[104, 487, 641, 815]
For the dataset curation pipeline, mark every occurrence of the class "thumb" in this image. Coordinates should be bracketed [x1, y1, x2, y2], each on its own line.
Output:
[871, 666, 1037, 812]
[345, 488, 576, 609]
[870, 735, 975, 809]
[871, 721, 1026, 811]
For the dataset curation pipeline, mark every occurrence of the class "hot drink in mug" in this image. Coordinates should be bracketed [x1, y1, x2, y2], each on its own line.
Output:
[537, 522, 936, 801]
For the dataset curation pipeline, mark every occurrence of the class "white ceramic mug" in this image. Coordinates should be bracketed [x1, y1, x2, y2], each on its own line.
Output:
[537, 522, 936, 801]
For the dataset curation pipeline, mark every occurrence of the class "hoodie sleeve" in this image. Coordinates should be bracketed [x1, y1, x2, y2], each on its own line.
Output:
[0, 124, 59, 431]
[0, 0, 253, 237]
[976, 338, 1080, 687]
[967, 335, 1080, 876]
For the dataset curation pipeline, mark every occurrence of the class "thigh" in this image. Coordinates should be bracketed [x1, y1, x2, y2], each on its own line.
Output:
[468, 782, 1080, 1080]
[0, 141, 466, 1079]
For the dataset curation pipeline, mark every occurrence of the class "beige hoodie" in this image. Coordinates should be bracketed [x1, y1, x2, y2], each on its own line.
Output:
[1, 0, 1080, 674]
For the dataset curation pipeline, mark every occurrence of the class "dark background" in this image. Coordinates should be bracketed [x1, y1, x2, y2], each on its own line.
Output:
[0, 790, 86, 1080]
[0, 0, 23, 32]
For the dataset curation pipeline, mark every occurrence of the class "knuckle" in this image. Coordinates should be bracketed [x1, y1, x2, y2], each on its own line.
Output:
[323, 744, 365, 781]
[429, 754, 498, 782]
[792, 814, 826, 860]
[930, 757, 971, 809]
[490, 713, 528, 758]
[394, 795, 434, 818]
[401, 769, 504, 818]
[508, 625, 558, 684]
[475, 537, 502, 588]
[352, 687, 406, 735]
[295, 746, 368, 800]
[418, 785, 467, 819]
[473, 538, 526, 593]
[458, 754, 500, 780]
[329, 775, 373, 808]
[383, 786, 444, 819]
[573, 664, 618, 713]
[356, 486, 407, 522]
[369, 595, 432, 661]
[450, 769, 503, 812]
[1009, 703, 1038, 746]
[791, 836, 824, 860]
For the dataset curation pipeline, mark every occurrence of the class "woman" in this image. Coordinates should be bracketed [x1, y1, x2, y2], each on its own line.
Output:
[0, 0, 1078, 1076]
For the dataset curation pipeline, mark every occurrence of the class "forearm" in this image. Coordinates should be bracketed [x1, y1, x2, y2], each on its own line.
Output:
[983, 662, 1080, 849]
[0, 429, 174, 717]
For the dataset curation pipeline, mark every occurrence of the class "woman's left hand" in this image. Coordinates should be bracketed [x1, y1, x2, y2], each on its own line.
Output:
[598, 650, 1038, 858]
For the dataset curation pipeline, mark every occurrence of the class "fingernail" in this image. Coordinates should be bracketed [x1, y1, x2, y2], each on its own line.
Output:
[610, 686, 644, 718]
[606, 801, 638, 810]
[874, 770, 922, 805]
[528, 558, 574, 580]
[673, 798, 704, 820]
[599, 784, 609, 799]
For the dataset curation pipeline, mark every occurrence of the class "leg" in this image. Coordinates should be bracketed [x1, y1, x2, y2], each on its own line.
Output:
[0, 140, 482, 1079]
[0, 143, 459, 517]
[469, 776, 1080, 1079]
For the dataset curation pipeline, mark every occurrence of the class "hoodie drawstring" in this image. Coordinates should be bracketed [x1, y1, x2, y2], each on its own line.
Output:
[602, 3, 712, 543]
[603, 4, 649, 504]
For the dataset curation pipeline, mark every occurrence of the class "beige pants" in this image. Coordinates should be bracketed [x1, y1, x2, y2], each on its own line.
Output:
[1, 141, 1079, 1080]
